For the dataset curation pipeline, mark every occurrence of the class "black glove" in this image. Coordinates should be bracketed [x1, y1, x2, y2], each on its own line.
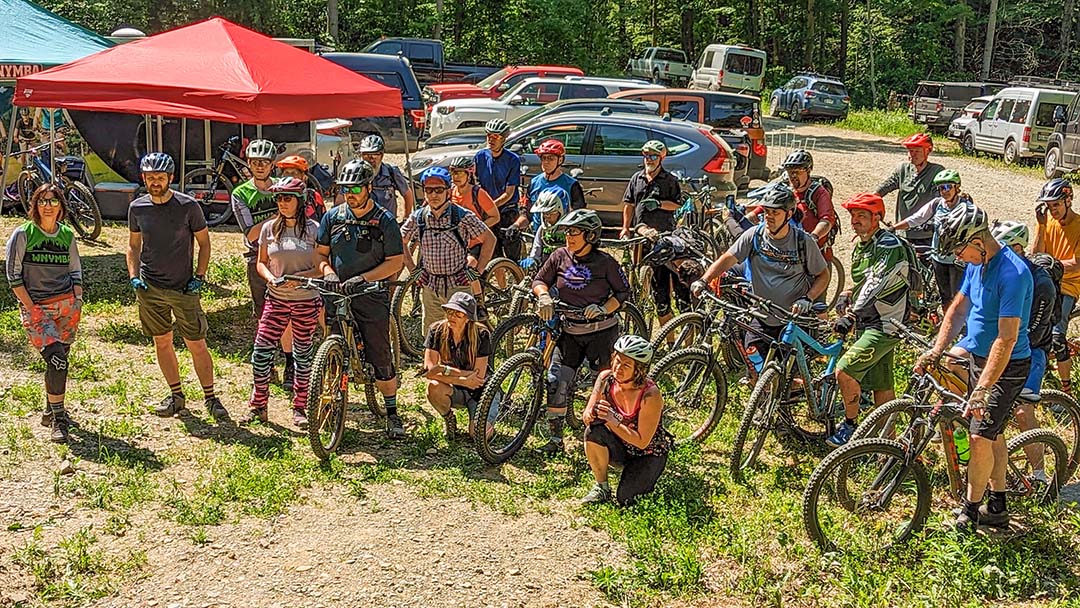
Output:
[342, 275, 370, 295]
[322, 274, 340, 293]
[835, 292, 852, 315]
[503, 224, 520, 241]
[832, 315, 855, 337]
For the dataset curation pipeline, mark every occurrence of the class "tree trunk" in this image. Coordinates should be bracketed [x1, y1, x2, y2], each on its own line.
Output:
[433, 0, 443, 39]
[1063, 0, 1076, 71]
[452, 0, 464, 48]
[805, 0, 816, 69]
[981, 0, 999, 80]
[681, 8, 695, 60]
[955, 0, 966, 72]
[748, 0, 759, 47]
[866, 0, 877, 105]
[839, 0, 849, 79]
[327, 0, 338, 43]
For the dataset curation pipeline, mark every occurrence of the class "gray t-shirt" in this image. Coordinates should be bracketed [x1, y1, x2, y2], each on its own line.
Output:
[128, 191, 208, 291]
[259, 218, 320, 301]
[728, 223, 827, 324]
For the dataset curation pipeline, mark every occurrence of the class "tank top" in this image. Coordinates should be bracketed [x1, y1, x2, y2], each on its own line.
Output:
[603, 375, 672, 457]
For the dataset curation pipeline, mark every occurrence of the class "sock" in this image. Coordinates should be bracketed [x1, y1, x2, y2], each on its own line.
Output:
[598, 481, 611, 491]
[202, 384, 216, 401]
[845, 418, 857, 427]
[383, 394, 398, 418]
[987, 490, 1007, 514]
[283, 351, 294, 369]
[48, 398, 65, 415]
[169, 381, 183, 398]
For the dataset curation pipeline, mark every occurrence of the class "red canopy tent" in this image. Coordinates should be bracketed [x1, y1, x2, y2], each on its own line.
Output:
[12, 17, 402, 123]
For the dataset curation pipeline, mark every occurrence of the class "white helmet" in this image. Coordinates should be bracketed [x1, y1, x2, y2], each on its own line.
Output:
[530, 189, 566, 216]
[614, 334, 654, 364]
[991, 220, 1030, 250]
[246, 139, 277, 160]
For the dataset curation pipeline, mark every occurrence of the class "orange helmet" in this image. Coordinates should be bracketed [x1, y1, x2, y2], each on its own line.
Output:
[901, 133, 933, 151]
[841, 192, 886, 217]
[276, 155, 309, 172]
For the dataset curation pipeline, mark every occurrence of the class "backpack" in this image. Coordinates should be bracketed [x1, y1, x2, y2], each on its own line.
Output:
[804, 176, 842, 246]
[416, 203, 469, 252]
[750, 223, 814, 278]
[883, 231, 929, 314]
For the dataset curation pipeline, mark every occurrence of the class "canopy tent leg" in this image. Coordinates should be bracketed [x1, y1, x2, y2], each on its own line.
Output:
[49, 110, 55, 180]
[180, 118, 187, 186]
[144, 115, 152, 153]
[399, 113, 412, 184]
[155, 115, 163, 152]
[1, 109, 18, 196]
[204, 120, 212, 169]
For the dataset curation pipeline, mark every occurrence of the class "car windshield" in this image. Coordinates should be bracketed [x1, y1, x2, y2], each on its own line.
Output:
[707, 99, 757, 127]
[475, 68, 509, 90]
[655, 49, 686, 63]
[966, 100, 989, 113]
[498, 80, 534, 102]
[812, 82, 847, 96]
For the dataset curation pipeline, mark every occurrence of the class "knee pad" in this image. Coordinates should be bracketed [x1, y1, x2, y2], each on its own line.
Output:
[42, 343, 69, 394]
[548, 365, 577, 408]
[1053, 333, 1070, 363]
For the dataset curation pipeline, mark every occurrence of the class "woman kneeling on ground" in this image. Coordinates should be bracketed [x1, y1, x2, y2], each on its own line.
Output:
[581, 335, 673, 506]
[424, 292, 494, 441]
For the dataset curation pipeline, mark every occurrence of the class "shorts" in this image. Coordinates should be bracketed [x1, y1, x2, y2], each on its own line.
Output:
[343, 292, 396, 381]
[744, 318, 784, 357]
[969, 354, 1031, 440]
[651, 265, 690, 317]
[552, 325, 619, 375]
[136, 282, 208, 340]
[584, 422, 668, 506]
[835, 328, 900, 392]
[247, 259, 267, 318]
[19, 293, 81, 351]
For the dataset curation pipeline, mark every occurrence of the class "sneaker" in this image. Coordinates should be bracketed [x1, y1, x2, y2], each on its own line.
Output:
[205, 397, 229, 421]
[40, 402, 52, 427]
[536, 438, 564, 456]
[1018, 387, 1041, 403]
[580, 483, 612, 505]
[282, 365, 296, 393]
[952, 509, 979, 534]
[50, 411, 70, 444]
[292, 408, 308, 429]
[825, 421, 856, 448]
[154, 393, 186, 417]
[386, 414, 406, 440]
[977, 505, 1010, 529]
[239, 408, 268, 426]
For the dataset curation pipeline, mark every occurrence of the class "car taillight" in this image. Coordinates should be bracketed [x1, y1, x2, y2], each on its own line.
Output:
[752, 140, 767, 158]
[1023, 126, 1031, 143]
[842, 96, 851, 104]
[935, 102, 943, 112]
[908, 99, 915, 109]
[804, 90, 815, 98]
[699, 128, 733, 175]
[437, 105, 455, 115]
[736, 143, 750, 157]
[409, 109, 426, 129]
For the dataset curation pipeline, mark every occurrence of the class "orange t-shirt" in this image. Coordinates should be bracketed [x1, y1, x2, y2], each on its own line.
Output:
[1042, 215, 1080, 297]
[452, 184, 497, 247]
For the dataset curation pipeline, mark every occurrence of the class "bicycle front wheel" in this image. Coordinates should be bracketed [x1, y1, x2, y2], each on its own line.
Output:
[649, 311, 705, 363]
[1031, 389, 1080, 480]
[651, 346, 727, 446]
[63, 180, 102, 240]
[730, 363, 782, 481]
[474, 351, 545, 464]
[390, 272, 425, 358]
[618, 300, 648, 338]
[182, 168, 234, 226]
[480, 257, 525, 328]
[825, 256, 845, 311]
[308, 336, 348, 460]
[802, 438, 932, 555]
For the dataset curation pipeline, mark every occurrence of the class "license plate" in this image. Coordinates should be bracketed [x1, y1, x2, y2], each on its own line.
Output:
[824, 99, 834, 105]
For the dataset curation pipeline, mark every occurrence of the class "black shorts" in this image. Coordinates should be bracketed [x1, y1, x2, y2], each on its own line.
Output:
[744, 318, 784, 356]
[651, 265, 690, 317]
[552, 325, 619, 374]
[584, 422, 668, 506]
[339, 291, 396, 381]
[969, 354, 1031, 440]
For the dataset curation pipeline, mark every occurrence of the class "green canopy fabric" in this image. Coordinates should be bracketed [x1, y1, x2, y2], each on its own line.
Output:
[0, 0, 111, 67]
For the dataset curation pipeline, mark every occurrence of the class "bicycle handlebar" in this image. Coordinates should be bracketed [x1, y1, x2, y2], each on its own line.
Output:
[281, 275, 399, 298]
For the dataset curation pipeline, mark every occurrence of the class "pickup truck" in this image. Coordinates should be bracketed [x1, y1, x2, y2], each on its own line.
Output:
[361, 37, 499, 86]
[421, 65, 584, 112]
[625, 47, 693, 86]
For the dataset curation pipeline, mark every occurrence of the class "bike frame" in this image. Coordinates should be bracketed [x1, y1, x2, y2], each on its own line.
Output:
[770, 320, 845, 422]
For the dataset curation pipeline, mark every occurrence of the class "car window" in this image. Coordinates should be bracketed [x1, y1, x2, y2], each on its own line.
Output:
[1070, 101, 1080, 124]
[504, 72, 534, 88]
[1037, 102, 1070, 128]
[724, 53, 764, 76]
[593, 124, 650, 156]
[981, 99, 1001, 120]
[701, 51, 715, 69]
[812, 82, 847, 96]
[561, 84, 607, 100]
[655, 49, 687, 63]
[517, 83, 559, 104]
[372, 41, 402, 56]
[653, 132, 694, 156]
[411, 44, 435, 64]
[792, 78, 808, 90]
[1010, 99, 1032, 123]
[520, 124, 588, 155]
[668, 100, 701, 122]
[706, 98, 756, 127]
[997, 98, 1015, 122]
[942, 85, 981, 100]
[967, 100, 989, 113]
[362, 72, 406, 92]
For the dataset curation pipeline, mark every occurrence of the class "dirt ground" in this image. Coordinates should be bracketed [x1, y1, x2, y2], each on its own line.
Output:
[0, 120, 1059, 608]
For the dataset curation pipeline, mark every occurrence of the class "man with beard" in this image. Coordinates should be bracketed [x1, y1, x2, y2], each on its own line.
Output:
[1031, 178, 1080, 392]
[316, 159, 407, 438]
[875, 133, 945, 248]
[127, 153, 225, 421]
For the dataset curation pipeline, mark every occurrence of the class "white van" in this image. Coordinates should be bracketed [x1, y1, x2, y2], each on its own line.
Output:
[690, 44, 767, 94]
[960, 86, 1076, 164]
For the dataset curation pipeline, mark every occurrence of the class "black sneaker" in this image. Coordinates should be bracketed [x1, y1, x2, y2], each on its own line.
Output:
[205, 397, 229, 421]
[535, 438, 564, 456]
[977, 505, 1011, 529]
[386, 414, 406, 440]
[40, 403, 52, 427]
[50, 411, 70, 444]
[282, 364, 296, 393]
[154, 394, 186, 417]
[951, 509, 979, 534]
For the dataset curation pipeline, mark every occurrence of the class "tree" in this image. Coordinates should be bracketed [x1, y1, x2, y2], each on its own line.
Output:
[982, 0, 999, 80]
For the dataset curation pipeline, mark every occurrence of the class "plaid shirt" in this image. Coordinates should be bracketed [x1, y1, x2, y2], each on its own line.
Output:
[401, 204, 487, 295]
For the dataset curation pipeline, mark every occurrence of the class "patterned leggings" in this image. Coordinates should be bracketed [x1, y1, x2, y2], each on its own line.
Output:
[250, 296, 320, 411]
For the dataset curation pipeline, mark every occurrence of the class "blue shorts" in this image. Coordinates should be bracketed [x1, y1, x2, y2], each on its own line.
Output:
[1054, 294, 1076, 336]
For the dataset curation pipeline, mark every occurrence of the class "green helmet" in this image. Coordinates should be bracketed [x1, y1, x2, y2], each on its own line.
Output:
[932, 168, 961, 185]
[641, 140, 667, 155]
[553, 208, 603, 244]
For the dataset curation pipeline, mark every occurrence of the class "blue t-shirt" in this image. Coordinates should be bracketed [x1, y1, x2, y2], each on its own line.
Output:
[316, 204, 404, 281]
[474, 148, 521, 210]
[957, 246, 1033, 359]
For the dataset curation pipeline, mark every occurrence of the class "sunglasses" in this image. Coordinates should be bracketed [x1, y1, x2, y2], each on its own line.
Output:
[424, 186, 448, 195]
[274, 194, 299, 201]
[249, 159, 272, 167]
[938, 183, 955, 191]
[37, 197, 61, 207]
[643, 153, 660, 161]
[539, 154, 560, 162]
[339, 185, 365, 195]
[563, 227, 584, 236]
[952, 240, 972, 257]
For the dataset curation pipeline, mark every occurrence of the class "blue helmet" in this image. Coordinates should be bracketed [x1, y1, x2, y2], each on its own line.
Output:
[420, 166, 452, 187]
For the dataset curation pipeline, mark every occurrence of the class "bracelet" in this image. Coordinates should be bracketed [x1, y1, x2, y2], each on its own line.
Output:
[442, 364, 451, 376]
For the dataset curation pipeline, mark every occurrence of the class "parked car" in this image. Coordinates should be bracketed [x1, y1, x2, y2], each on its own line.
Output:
[947, 96, 995, 148]
[423, 99, 660, 148]
[626, 47, 694, 86]
[322, 52, 426, 153]
[421, 65, 584, 113]
[909, 81, 1005, 133]
[689, 44, 767, 94]
[360, 37, 499, 86]
[769, 73, 850, 122]
[427, 75, 660, 137]
[959, 85, 1076, 164]
[1043, 84, 1080, 178]
[611, 88, 769, 187]
[409, 112, 736, 227]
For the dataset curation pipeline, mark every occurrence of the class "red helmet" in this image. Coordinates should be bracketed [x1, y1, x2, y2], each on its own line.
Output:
[536, 139, 565, 156]
[841, 192, 886, 217]
[901, 133, 933, 151]
[269, 176, 306, 195]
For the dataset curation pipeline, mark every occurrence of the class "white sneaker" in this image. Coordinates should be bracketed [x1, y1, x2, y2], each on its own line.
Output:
[1018, 387, 1041, 403]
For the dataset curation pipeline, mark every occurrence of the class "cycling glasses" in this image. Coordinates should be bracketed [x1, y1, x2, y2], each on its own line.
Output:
[938, 183, 955, 191]
[562, 227, 584, 236]
[37, 197, 61, 207]
[339, 185, 365, 195]
[642, 153, 661, 161]
[424, 186, 448, 195]
[274, 193, 299, 201]
[249, 159, 273, 167]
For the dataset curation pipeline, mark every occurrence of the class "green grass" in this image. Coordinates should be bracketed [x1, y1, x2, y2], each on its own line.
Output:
[832, 109, 926, 139]
[12, 526, 147, 604]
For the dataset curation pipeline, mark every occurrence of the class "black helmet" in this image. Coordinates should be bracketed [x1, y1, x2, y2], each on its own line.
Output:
[448, 155, 475, 171]
[1031, 252, 1065, 285]
[757, 184, 797, 211]
[358, 134, 385, 154]
[337, 158, 375, 187]
[553, 208, 603, 244]
[781, 149, 814, 171]
[140, 152, 175, 174]
[1038, 178, 1073, 202]
[936, 204, 989, 256]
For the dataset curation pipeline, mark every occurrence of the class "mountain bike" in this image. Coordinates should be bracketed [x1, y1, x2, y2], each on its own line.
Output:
[181, 135, 251, 227]
[14, 140, 102, 240]
[802, 368, 1068, 555]
[285, 276, 394, 460]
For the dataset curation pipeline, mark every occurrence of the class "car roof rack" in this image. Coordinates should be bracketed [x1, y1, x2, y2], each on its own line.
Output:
[1008, 76, 1080, 92]
[564, 75, 652, 85]
[795, 70, 843, 82]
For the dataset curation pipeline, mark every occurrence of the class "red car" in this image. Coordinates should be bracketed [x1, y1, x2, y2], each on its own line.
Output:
[421, 65, 584, 112]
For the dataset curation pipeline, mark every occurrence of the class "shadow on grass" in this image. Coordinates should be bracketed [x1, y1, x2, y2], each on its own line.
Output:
[66, 423, 164, 471]
[175, 408, 292, 456]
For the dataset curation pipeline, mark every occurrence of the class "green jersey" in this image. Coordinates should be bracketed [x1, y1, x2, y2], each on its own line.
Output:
[850, 229, 910, 333]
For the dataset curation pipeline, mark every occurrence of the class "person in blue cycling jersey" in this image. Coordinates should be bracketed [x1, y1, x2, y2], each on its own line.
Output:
[518, 139, 585, 232]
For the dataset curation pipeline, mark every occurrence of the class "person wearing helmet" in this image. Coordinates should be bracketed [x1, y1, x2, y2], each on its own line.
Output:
[747, 150, 838, 259]
[827, 193, 914, 447]
[241, 177, 322, 429]
[580, 334, 673, 506]
[521, 139, 586, 231]
[520, 186, 569, 271]
[128, 153, 225, 421]
[448, 155, 499, 231]
[275, 155, 326, 221]
[875, 133, 945, 248]
[622, 140, 685, 326]
[918, 204, 1033, 532]
[232, 139, 280, 316]
[693, 184, 829, 364]
[532, 208, 631, 455]
[402, 166, 496, 333]
[1031, 178, 1080, 392]
[316, 159, 407, 438]
[474, 119, 523, 259]
[358, 134, 414, 219]
[893, 168, 973, 305]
